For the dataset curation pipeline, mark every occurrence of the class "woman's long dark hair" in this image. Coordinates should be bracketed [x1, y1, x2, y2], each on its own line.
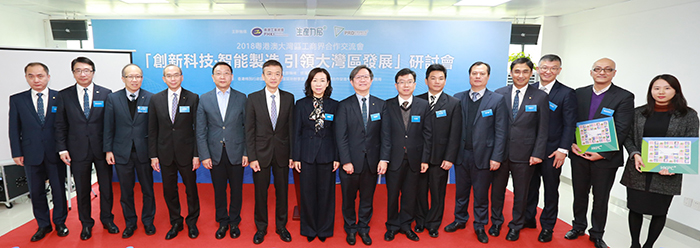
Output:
[304, 67, 332, 98]
[642, 74, 689, 117]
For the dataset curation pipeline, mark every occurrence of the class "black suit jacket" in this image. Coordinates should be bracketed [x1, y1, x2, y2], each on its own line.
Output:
[104, 89, 153, 164]
[384, 96, 432, 172]
[533, 81, 578, 154]
[55, 84, 112, 161]
[245, 88, 294, 168]
[335, 94, 390, 174]
[148, 88, 199, 166]
[495, 84, 549, 163]
[416, 92, 462, 165]
[292, 96, 339, 164]
[454, 89, 509, 169]
[9, 89, 60, 166]
[570, 83, 634, 168]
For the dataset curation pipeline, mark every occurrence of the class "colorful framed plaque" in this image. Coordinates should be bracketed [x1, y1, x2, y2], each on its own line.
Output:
[641, 137, 698, 174]
[575, 117, 619, 153]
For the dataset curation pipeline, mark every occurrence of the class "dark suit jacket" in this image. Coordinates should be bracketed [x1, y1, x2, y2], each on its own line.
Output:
[9, 89, 60, 166]
[103, 89, 153, 164]
[245, 88, 294, 168]
[148, 88, 199, 166]
[55, 84, 112, 161]
[570, 83, 634, 168]
[335, 94, 390, 174]
[495, 84, 549, 163]
[383, 96, 432, 172]
[416, 92, 462, 165]
[533, 81, 578, 154]
[196, 88, 247, 165]
[292, 96, 339, 164]
[454, 89, 509, 169]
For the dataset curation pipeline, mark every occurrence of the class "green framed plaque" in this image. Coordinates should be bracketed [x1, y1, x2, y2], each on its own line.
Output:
[641, 137, 698, 174]
[575, 117, 619, 153]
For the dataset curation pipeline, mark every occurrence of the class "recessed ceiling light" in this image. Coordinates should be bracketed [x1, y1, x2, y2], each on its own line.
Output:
[453, 0, 511, 7]
[120, 0, 169, 4]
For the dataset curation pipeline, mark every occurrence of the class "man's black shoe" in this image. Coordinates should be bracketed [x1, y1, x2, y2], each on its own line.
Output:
[538, 229, 553, 242]
[276, 228, 292, 242]
[122, 225, 137, 238]
[505, 228, 520, 241]
[488, 224, 501, 237]
[443, 221, 466, 233]
[358, 232, 372, 245]
[253, 231, 266, 244]
[346, 232, 356, 245]
[428, 228, 439, 238]
[564, 228, 585, 240]
[165, 223, 183, 240]
[215, 224, 229, 239]
[103, 222, 120, 234]
[80, 226, 92, 240]
[56, 224, 69, 237]
[30, 226, 52, 242]
[475, 229, 489, 243]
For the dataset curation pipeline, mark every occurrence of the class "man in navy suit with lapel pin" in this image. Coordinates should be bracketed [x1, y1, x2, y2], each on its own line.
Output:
[446, 61, 508, 244]
[149, 64, 201, 240]
[414, 64, 462, 238]
[492, 57, 549, 242]
[196, 62, 248, 240]
[523, 54, 578, 243]
[335, 65, 390, 246]
[382, 68, 432, 242]
[55, 56, 115, 240]
[103, 64, 155, 238]
[564, 58, 634, 248]
[245, 60, 295, 244]
[9, 62, 68, 241]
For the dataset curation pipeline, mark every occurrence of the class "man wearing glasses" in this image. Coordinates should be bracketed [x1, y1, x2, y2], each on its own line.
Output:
[565, 58, 634, 248]
[103, 64, 156, 238]
[55, 56, 115, 240]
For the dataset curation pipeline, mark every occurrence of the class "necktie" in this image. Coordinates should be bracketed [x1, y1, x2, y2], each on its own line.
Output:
[83, 88, 90, 118]
[361, 97, 368, 129]
[270, 95, 277, 130]
[130, 93, 136, 101]
[540, 86, 548, 94]
[472, 92, 479, 102]
[37, 93, 45, 125]
[429, 95, 436, 110]
[171, 93, 178, 123]
[402, 101, 409, 110]
[512, 89, 520, 119]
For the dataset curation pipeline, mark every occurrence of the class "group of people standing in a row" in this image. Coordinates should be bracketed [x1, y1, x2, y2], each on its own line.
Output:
[9, 55, 696, 248]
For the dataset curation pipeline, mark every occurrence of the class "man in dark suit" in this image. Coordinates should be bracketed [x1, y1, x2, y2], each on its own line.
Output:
[148, 64, 200, 240]
[103, 64, 155, 238]
[245, 59, 294, 244]
[55, 56, 115, 240]
[335, 65, 390, 246]
[564, 58, 634, 248]
[492, 57, 549, 242]
[445, 61, 508, 244]
[523, 54, 577, 243]
[9, 62, 68, 241]
[414, 64, 462, 238]
[383, 68, 432, 242]
[196, 62, 248, 240]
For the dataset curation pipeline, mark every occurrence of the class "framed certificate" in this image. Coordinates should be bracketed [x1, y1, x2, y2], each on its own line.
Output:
[641, 137, 698, 174]
[575, 117, 619, 153]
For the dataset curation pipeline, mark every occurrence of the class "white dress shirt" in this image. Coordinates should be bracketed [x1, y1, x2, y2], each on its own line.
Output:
[539, 81, 555, 94]
[511, 84, 529, 110]
[398, 95, 413, 108]
[31, 88, 49, 116]
[216, 88, 231, 120]
[76, 82, 94, 108]
[469, 88, 486, 101]
[265, 87, 281, 121]
[126, 88, 140, 101]
[428, 91, 442, 105]
[168, 87, 182, 121]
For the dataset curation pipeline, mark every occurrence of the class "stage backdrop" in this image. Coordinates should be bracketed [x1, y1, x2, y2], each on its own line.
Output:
[92, 19, 511, 184]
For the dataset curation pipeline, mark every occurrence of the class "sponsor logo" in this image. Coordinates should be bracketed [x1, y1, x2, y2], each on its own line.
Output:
[251, 27, 288, 37]
[333, 26, 368, 37]
[251, 27, 263, 37]
[296, 26, 326, 37]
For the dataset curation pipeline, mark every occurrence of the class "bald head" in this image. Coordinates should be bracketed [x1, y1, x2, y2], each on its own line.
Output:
[592, 58, 616, 69]
[590, 58, 617, 86]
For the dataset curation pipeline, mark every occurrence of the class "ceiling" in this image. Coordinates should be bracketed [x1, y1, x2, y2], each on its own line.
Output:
[0, 0, 629, 21]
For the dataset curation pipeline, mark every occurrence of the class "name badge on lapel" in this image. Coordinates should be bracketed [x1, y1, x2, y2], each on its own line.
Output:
[51, 106, 57, 113]
[179, 106, 190, 113]
[435, 110, 447, 118]
[370, 113, 381, 121]
[549, 101, 558, 111]
[137, 106, 148, 113]
[525, 105, 537, 112]
[411, 115, 421, 123]
[93, 100, 104, 107]
[324, 113, 334, 121]
[601, 107, 615, 116]
[481, 109, 493, 117]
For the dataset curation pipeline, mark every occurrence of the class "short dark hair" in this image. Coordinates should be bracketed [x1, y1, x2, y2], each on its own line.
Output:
[121, 63, 142, 77]
[212, 62, 232, 74]
[469, 61, 491, 75]
[539, 54, 562, 65]
[349, 65, 373, 81]
[71, 56, 95, 71]
[510, 57, 534, 70]
[25, 62, 49, 74]
[162, 64, 182, 76]
[425, 64, 447, 79]
[262, 60, 283, 73]
[643, 74, 690, 117]
[304, 67, 333, 98]
[394, 68, 416, 83]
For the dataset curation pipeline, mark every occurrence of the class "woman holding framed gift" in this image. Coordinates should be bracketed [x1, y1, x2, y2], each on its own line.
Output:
[292, 67, 340, 242]
[621, 74, 698, 248]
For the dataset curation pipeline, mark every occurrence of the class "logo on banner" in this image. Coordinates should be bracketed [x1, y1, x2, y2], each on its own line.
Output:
[251, 27, 262, 37]
[296, 26, 326, 37]
[251, 27, 288, 37]
[333, 26, 369, 37]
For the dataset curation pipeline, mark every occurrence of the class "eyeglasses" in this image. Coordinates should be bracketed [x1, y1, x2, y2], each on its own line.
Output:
[538, 66, 560, 72]
[354, 75, 371, 80]
[396, 81, 415, 85]
[164, 73, 181, 79]
[592, 68, 615, 73]
[73, 69, 93, 74]
[214, 72, 232, 77]
[123, 75, 143, 80]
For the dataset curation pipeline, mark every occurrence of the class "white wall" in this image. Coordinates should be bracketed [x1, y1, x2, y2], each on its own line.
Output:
[0, 5, 48, 47]
[553, 0, 700, 231]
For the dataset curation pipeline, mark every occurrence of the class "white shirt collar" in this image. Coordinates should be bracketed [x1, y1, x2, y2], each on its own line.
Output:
[469, 88, 486, 99]
[168, 87, 182, 97]
[76, 82, 93, 95]
[539, 81, 555, 94]
[428, 91, 442, 102]
[593, 83, 612, 95]
[125, 88, 140, 100]
[398, 95, 413, 107]
[355, 92, 370, 103]
[264, 86, 280, 99]
[31, 88, 49, 98]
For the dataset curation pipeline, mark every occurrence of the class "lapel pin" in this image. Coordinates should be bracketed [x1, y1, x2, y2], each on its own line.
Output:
[372, 103, 375, 106]
[52, 96, 55, 99]
[96, 91, 99, 94]
[528, 96, 531, 99]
